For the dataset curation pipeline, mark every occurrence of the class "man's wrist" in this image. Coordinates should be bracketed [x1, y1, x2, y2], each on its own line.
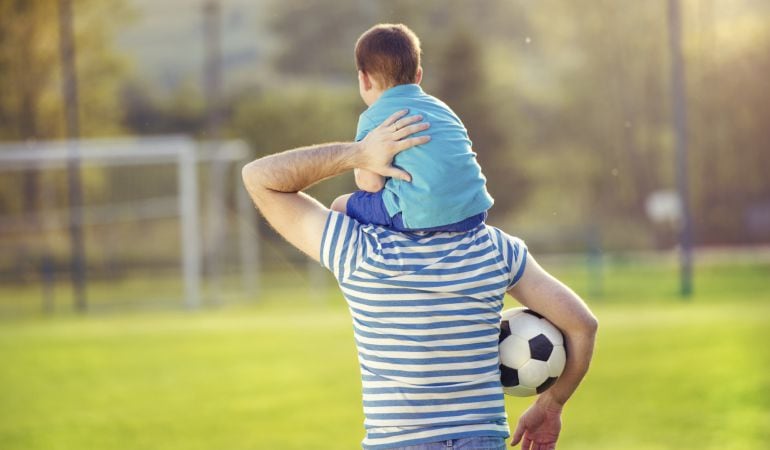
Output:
[536, 391, 565, 414]
[350, 141, 366, 170]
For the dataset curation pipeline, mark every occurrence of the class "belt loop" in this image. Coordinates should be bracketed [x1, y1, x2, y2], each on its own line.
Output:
[446, 439, 453, 448]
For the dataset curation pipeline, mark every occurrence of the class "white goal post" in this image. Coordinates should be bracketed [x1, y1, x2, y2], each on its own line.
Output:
[0, 135, 258, 311]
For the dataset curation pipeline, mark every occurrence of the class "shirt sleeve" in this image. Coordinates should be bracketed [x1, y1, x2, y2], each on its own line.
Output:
[319, 211, 365, 282]
[489, 228, 528, 289]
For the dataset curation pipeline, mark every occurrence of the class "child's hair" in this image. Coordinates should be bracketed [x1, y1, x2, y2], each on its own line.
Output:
[355, 23, 421, 88]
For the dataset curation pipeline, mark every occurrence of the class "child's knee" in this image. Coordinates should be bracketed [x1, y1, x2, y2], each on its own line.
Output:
[331, 194, 351, 213]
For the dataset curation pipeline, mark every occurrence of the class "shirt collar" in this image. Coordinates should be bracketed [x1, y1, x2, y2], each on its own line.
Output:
[379, 83, 423, 100]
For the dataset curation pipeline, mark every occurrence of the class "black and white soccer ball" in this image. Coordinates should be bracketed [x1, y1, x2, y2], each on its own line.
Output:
[499, 307, 566, 397]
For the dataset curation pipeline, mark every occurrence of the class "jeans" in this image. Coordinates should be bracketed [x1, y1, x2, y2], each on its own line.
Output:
[388, 436, 506, 450]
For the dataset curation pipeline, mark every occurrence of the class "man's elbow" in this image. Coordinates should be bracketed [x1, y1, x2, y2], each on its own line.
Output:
[242, 161, 264, 190]
[561, 312, 597, 347]
[241, 161, 253, 182]
[560, 297, 598, 338]
[582, 313, 599, 337]
[241, 161, 270, 206]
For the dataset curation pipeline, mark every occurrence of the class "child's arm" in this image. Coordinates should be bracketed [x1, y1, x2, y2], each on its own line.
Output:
[354, 168, 386, 192]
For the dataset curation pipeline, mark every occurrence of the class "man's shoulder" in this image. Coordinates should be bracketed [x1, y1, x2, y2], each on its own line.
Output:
[484, 224, 524, 246]
[323, 213, 521, 248]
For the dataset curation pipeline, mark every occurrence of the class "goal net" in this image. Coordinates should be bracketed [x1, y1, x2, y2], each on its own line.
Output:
[0, 136, 258, 315]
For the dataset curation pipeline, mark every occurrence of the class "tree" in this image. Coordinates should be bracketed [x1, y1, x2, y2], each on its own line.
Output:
[0, 0, 131, 217]
[430, 27, 530, 222]
[266, 0, 369, 79]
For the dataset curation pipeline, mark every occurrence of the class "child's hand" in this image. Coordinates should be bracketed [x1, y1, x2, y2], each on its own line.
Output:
[356, 109, 430, 182]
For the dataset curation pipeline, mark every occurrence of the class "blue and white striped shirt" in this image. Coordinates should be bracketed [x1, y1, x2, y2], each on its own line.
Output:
[320, 212, 528, 449]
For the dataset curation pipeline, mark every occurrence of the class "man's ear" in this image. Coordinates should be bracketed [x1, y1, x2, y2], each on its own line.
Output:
[359, 70, 373, 91]
[415, 66, 423, 85]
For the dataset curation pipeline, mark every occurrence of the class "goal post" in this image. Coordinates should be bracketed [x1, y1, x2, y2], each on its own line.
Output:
[0, 136, 257, 313]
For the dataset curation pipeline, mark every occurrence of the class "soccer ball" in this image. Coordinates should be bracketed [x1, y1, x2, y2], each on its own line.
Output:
[499, 307, 566, 397]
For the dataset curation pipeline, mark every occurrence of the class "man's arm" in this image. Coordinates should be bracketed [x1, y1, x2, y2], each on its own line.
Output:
[241, 110, 429, 262]
[507, 255, 598, 450]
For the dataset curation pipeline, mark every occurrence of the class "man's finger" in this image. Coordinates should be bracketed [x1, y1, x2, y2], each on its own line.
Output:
[522, 436, 532, 450]
[511, 423, 524, 445]
[394, 122, 430, 141]
[396, 135, 431, 151]
[381, 109, 409, 128]
[393, 114, 423, 132]
[382, 167, 412, 182]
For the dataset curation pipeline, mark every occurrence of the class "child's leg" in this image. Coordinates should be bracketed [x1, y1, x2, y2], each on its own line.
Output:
[331, 193, 353, 214]
[339, 191, 393, 226]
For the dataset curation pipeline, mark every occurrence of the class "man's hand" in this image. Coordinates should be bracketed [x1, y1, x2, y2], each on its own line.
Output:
[241, 108, 430, 262]
[356, 109, 430, 182]
[511, 398, 562, 450]
[506, 255, 597, 449]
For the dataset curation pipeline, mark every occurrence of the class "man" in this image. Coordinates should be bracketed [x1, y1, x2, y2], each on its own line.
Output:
[242, 110, 597, 450]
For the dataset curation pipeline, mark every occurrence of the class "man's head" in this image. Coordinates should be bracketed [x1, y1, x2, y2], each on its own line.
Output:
[355, 23, 423, 105]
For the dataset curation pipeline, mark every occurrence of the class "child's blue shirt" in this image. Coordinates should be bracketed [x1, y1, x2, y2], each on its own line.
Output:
[355, 84, 494, 229]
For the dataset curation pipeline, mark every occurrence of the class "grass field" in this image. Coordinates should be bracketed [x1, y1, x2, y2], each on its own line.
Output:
[1, 260, 769, 449]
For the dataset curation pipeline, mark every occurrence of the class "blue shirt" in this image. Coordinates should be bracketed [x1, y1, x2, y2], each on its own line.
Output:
[320, 212, 528, 449]
[355, 84, 494, 229]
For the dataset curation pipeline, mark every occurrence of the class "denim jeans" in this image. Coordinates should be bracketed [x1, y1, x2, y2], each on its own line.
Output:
[388, 436, 506, 450]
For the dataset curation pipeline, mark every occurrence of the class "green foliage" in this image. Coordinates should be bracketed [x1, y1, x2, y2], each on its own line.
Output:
[0, 0, 130, 140]
[230, 85, 363, 205]
[688, 38, 770, 244]
[429, 27, 530, 221]
[266, 0, 370, 78]
[112, 0, 770, 246]
[2, 0, 769, 251]
[0, 0, 131, 222]
[121, 79, 206, 135]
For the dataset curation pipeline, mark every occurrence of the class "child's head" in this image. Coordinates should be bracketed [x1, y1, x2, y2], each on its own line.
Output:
[355, 23, 423, 105]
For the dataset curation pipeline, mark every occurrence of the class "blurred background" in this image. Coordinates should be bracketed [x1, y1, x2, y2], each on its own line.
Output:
[0, 1, 768, 449]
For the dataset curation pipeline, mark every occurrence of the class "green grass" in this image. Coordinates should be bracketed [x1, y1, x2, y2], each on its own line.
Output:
[1, 261, 769, 449]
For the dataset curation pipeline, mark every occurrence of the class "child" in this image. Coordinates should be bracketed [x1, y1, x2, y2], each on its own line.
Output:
[331, 23, 493, 232]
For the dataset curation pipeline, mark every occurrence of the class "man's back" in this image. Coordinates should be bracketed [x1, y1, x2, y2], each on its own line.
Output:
[320, 212, 527, 449]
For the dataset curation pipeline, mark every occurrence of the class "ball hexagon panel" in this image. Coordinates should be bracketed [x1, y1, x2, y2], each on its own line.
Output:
[536, 377, 559, 394]
[499, 319, 512, 343]
[537, 319, 564, 346]
[522, 309, 544, 319]
[517, 359, 550, 388]
[499, 364, 519, 387]
[500, 308, 530, 331]
[505, 313, 544, 341]
[499, 307, 567, 397]
[547, 345, 567, 377]
[503, 384, 537, 397]
[498, 334, 530, 369]
[528, 334, 554, 361]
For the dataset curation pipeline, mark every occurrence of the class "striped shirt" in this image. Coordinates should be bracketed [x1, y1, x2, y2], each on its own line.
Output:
[320, 212, 528, 449]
